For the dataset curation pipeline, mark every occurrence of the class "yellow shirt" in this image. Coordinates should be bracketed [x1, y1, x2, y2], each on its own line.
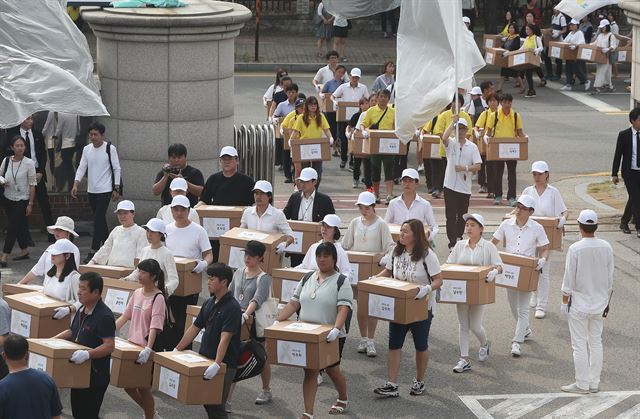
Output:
[361, 105, 396, 130]
[292, 113, 330, 139]
[281, 110, 297, 129]
[475, 109, 495, 130]
[422, 119, 435, 134]
[500, 23, 509, 37]
[433, 109, 473, 157]
[523, 35, 537, 50]
[492, 108, 523, 138]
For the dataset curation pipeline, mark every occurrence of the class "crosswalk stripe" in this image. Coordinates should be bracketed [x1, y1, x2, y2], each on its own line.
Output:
[614, 402, 640, 419]
[458, 396, 493, 419]
[539, 393, 632, 419]
[487, 396, 556, 418]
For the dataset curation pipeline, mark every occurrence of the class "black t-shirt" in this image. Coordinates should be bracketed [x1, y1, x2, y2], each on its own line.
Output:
[200, 171, 255, 206]
[194, 292, 241, 368]
[0, 368, 62, 419]
[273, 90, 288, 106]
[155, 164, 205, 207]
[69, 298, 116, 388]
[348, 110, 362, 128]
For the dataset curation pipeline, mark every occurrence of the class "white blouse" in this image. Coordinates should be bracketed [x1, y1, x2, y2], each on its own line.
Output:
[240, 204, 294, 236]
[1, 156, 37, 202]
[522, 185, 567, 218]
[342, 216, 395, 253]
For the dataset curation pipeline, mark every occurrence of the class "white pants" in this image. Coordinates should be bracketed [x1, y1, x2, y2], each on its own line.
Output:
[568, 308, 604, 389]
[456, 304, 487, 357]
[507, 289, 531, 343]
[534, 253, 552, 311]
[594, 63, 612, 88]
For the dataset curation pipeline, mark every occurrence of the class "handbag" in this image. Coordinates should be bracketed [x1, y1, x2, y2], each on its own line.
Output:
[253, 272, 279, 338]
[147, 292, 180, 352]
[233, 324, 267, 383]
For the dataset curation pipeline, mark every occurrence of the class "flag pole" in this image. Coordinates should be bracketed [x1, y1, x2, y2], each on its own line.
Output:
[454, 0, 460, 140]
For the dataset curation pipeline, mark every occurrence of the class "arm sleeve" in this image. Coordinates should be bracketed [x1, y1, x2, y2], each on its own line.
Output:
[560, 247, 576, 295]
[200, 177, 213, 204]
[97, 311, 116, 340]
[348, 112, 360, 128]
[336, 246, 352, 280]
[30, 251, 48, 276]
[150, 295, 166, 332]
[240, 208, 249, 229]
[198, 228, 212, 253]
[275, 210, 294, 236]
[360, 110, 373, 128]
[321, 114, 330, 130]
[291, 276, 307, 302]
[433, 113, 448, 135]
[607, 244, 614, 291]
[379, 220, 396, 254]
[282, 194, 295, 219]
[162, 248, 180, 296]
[136, 229, 148, 259]
[492, 221, 505, 242]
[193, 299, 210, 329]
[475, 111, 487, 129]
[110, 145, 122, 185]
[424, 204, 439, 237]
[122, 290, 134, 320]
[74, 147, 88, 182]
[554, 189, 568, 215]
[425, 251, 442, 276]
[446, 241, 461, 263]
[50, 381, 63, 417]
[92, 228, 116, 265]
[515, 113, 524, 131]
[536, 224, 550, 247]
[472, 145, 482, 165]
[68, 272, 82, 312]
[27, 162, 37, 186]
[383, 203, 394, 223]
[487, 241, 503, 268]
[222, 305, 242, 335]
[251, 274, 272, 309]
[336, 276, 353, 309]
[341, 218, 356, 250]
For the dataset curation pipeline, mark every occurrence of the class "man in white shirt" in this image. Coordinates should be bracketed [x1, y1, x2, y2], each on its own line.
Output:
[312, 50, 347, 92]
[492, 195, 549, 357]
[333, 68, 369, 166]
[441, 118, 482, 249]
[157, 178, 200, 225]
[560, 209, 614, 394]
[71, 122, 121, 262]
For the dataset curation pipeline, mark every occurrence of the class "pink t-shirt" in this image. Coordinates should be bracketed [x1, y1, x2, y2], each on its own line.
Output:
[123, 289, 166, 347]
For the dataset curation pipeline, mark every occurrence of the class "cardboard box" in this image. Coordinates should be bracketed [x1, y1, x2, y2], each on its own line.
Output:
[283, 126, 293, 150]
[78, 264, 133, 278]
[101, 277, 142, 316]
[110, 337, 153, 388]
[549, 41, 579, 61]
[421, 134, 442, 160]
[264, 320, 339, 369]
[174, 257, 203, 296]
[357, 277, 427, 324]
[615, 34, 631, 47]
[473, 129, 488, 155]
[351, 132, 370, 158]
[290, 138, 331, 163]
[507, 50, 541, 70]
[497, 252, 540, 291]
[271, 268, 313, 303]
[486, 137, 528, 161]
[439, 264, 494, 305]
[501, 214, 562, 250]
[346, 251, 384, 286]
[285, 221, 322, 254]
[2, 283, 44, 296]
[577, 44, 608, 64]
[195, 205, 245, 239]
[541, 28, 552, 46]
[152, 350, 227, 405]
[218, 228, 286, 274]
[28, 338, 91, 388]
[484, 47, 509, 67]
[617, 46, 632, 63]
[6, 292, 71, 338]
[364, 130, 407, 155]
[319, 92, 334, 113]
[388, 224, 433, 242]
[483, 34, 503, 50]
[185, 305, 205, 344]
[336, 101, 360, 122]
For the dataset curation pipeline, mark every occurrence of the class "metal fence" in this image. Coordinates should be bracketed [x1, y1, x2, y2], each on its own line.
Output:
[234, 124, 276, 185]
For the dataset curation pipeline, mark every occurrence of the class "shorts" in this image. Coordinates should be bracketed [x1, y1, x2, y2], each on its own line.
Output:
[333, 25, 348, 38]
[326, 337, 346, 368]
[388, 310, 433, 352]
[370, 154, 394, 182]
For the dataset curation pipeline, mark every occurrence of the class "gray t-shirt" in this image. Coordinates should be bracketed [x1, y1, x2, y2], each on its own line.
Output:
[0, 298, 10, 354]
[231, 269, 273, 311]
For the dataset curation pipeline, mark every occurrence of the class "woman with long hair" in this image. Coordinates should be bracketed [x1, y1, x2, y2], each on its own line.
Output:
[496, 23, 523, 94]
[371, 61, 395, 94]
[263, 68, 288, 118]
[499, 10, 513, 37]
[590, 20, 618, 94]
[297, 214, 351, 280]
[43, 239, 82, 320]
[518, 23, 544, 98]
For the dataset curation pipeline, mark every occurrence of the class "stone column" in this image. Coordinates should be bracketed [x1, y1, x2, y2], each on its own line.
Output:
[82, 0, 251, 218]
[621, 1, 640, 108]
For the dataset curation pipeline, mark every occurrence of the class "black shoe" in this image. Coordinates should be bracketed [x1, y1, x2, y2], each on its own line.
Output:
[525, 90, 536, 98]
[340, 161, 346, 169]
[284, 178, 293, 184]
[393, 178, 400, 185]
[13, 253, 30, 261]
[83, 252, 95, 264]
[620, 223, 631, 234]
[637, 231, 640, 238]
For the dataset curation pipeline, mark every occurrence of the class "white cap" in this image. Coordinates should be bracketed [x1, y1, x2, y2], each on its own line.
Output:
[401, 168, 420, 180]
[577, 209, 598, 225]
[322, 214, 341, 228]
[142, 218, 167, 236]
[598, 19, 610, 28]
[570, 18, 580, 25]
[297, 167, 318, 182]
[355, 191, 376, 206]
[47, 216, 78, 237]
[170, 195, 191, 208]
[457, 118, 469, 128]
[114, 200, 135, 213]
[253, 180, 273, 193]
[463, 213, 485, 227]
[462, 16, 471, 24]
[531, 161, 549, 173]
[169, 177, 188, 191]
[470, 86, 482, 95]
[49, 239, 77, 256]
[517, 195, 536, 210]
[219, 146, 238, 158]
[350, 68, 362, 78]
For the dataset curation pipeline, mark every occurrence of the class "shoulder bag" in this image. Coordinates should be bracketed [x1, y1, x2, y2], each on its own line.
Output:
[253, 272, 279, 338]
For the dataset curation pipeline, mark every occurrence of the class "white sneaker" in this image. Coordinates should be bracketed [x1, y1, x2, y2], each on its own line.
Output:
[453, 358, 471, 373]
[255, 389, 272, 405]
[560, 84, 572, 90]
[529, 293, 537, 308]
[589, 385, 599, 393]
[524, 328, 533, 341]
[366, 340, 377, 357]
[418, 164, 425, 173]
[317, 371, 324, 385]
[478, 340, 490, 362]
[585, 80, 592, 91]
[561, 383, 588, 394]
[357, 339, 367, 353]
[535, 309, 546, 319]
[511, 342, 521, 357]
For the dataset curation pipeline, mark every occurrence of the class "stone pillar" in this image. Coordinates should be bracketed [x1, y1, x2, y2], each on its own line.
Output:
[81, 1, 251, 218]
[621, 1, 640, 108]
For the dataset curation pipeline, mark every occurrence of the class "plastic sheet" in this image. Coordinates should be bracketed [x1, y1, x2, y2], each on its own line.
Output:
[0, 0, 107, 128]
[556, 0, 617, 20]
[111, 0, 186, 8]
[322, 0, 400, 19]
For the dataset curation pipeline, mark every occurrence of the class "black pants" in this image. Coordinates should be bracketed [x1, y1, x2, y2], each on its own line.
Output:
[478, 155, 488, 188]
[393, 145, 409, 180]
[34, 179, 54, 227]
[622, 171, 640, 231]
[325, 112, 338, 144]
[169, 293, 200, 341]
[381, 8, 399, 34]
[47, 148, 56, 182]
[58, 148, 76, 192]
[423, 159, 434, 190]
[525, 69, 535, 91]
[282, 149, 293, 181]
[566, 60, 587, 85]
[275, 138, 283, 166]
[444, 188, 470, 247]
[203, 367, 236, 419]
[87, 192, 111, 251]
[338, 122, 348, 162]
[544, 53, 563, 78]
[431, 158, 446, 192]
[70, 385, 108, 419]
[370, 155, 394, 183]
[3, 199, 29, 254]
[490, 160, 517, 199]
[353, 157, 372, 187]
[289, 254, 304, 267]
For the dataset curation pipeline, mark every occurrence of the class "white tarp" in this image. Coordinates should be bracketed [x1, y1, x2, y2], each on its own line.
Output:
[0, 0, 108, 128]
[555, 0, 618, 20]
[322, 0, 400, 19]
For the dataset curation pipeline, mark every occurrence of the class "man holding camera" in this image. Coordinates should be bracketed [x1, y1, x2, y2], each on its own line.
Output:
[153, 143, 204, 208]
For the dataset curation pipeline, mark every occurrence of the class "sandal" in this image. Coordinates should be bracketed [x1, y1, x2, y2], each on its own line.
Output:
[329, 399, 348, 415]
[301, 413, 314, 419]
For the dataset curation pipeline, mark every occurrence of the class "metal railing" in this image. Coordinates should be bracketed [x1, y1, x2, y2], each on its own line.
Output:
[234, 124, 276, 185]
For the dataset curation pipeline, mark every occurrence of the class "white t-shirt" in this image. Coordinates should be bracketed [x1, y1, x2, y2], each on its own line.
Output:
[385, 249, 442, 310]
[341, 216, 395, 253]
[123, 245, 180, 296]
[521, 185, 567, 218]
[443, 138, 482, 194]
[332, 83, 369, 119]
[297, 241, 352, 282]
[384, 194, 439, 237]
[240, 205, 294, 236]
[91, 224, 147, 267]
[43, 274, 71, 301]
[31, 241, 81, 277]
[166, 221, 212, 259]
[75, 142, 121, 194]
[493, 218, 550, 257]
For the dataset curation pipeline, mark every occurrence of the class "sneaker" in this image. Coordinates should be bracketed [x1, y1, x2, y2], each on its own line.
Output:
[418, 164, 425, 173]
[561, 383, 589, 394]
[560, 84, 572, 90]
[609, 86, 616, 93]
[479, 340, 490, 362]
[585, 80, 592, 91]
[352, 178, 359, 188]
[453, 358, 471, 373]
[357, 339, 367, 353]
[494, 196, 502, 205]
[385, 195, 395, 205]
[317, 371, 324, 385]
[486, 193, 495, 199]
[431, 190, 440, 199]
[479, 186, 487, 193]
[374, 382, 399, 397]
[366, 340, 377, 357]
[347, 166, 354, 173]
[529, 293, 537, 308]
[511, 342, 521, 357]
[524, 328, 533, 341]
[255, 389, 273, 405]
[225, 401, 233, 413]
[409, 378, 425, 395]
[524, 90, 536, 98]
[509, 198, 517, 207]
[589, 385, 599, 393]
[340, 161, 347, 169]
[535, 309, 546, 319]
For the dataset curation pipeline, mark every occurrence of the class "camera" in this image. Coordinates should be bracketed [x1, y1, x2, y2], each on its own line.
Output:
[163, 165, 181, 175]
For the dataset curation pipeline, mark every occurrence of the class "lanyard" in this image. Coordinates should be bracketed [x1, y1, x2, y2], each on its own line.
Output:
[10, 157, 24, 186]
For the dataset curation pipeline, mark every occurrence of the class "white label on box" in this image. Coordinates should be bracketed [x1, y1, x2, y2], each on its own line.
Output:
[430, 143, 441, 158]
[551, 46, 561, 58]
[238, 231, 269, 241]
[158, 367, 180, 399]
[203, 217, 229, 238]
[28, 352, 47, 372]
[368, 294, 395, 320]
[277, 340, 307, 367]
[10, 310, 31, 337]
[190, 317, 204, 343]
[497, 264, 520, 288]
[285, 322, 321, 332]
[228, 246, 245, 269]
[485, 39, 494, 48]
[349, 263, 359, 285]
[618, 51, 627, 62]
[378, 279, 406, 289]
[173, 353, 208, 363]
[285, 231, 304, 253]
[580, 48, 593, 60]
[485, 52, 494, 64]
[104, 289, 130, 315]
[280, 279, 298, 303]
[440, 280, 467, 303]
[379, 138, 400, 154]
[114, 339, 139, 350]
[498, 143, 520, 159]
[300, 144, 322, 160]
[23, 294, 57, 306]
[513, 53, 525, 66]
[42, 340, 77, 349]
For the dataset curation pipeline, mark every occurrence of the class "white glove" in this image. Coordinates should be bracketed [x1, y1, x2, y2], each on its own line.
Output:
[203, 362, 221, 380]
[534, 47, 543, 55]
[415, 285, 432, 300]
[192, 260, 208, 273]
[276, 242, 287, 254]
[569, 44, 577, 50]
[315, 85, 321, 92]
[241, 312, 249, 325]
[136, 347, 153, 364]
[362, 130, 370, 138]
[70, 350, 90, 364]
[602, 47, 610, 53]
[326, 327, 340, 342]
[268, 116, 274, 124]
[272, 320, 279, 326]
[378, 254, 389, 267]
[552, 29, 560, 39]
[0, 176, 5, 186]
[536, 257, 546, 271]
[557, 216, 566, 229]
[502, 50, 509, 57]
[415, 129, 422, 137]
[560, 302, 570, 318]
[485, 269, 499, 283]
[483, 134, 490, 145]
[329, 137, 334, 146]
[53, 306, 70, 320]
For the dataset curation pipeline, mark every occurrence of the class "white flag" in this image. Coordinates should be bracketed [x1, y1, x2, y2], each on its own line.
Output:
[555, 0, 618, 20]
[322, 0, 400, 19]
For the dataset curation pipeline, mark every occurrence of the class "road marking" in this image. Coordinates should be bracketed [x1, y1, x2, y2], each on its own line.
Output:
[547, 81, 624, 113]
[539, 393, 631, 419]
[615, 402, 640, 419]
[487, 397, 555, 419]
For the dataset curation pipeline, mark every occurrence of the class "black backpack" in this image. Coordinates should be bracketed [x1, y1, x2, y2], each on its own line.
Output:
[147, 293, 179, 352]
[106, 142, 123, 195]
[234, 324, 267, 383]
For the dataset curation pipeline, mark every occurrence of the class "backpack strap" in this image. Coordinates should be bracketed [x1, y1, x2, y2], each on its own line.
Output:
[106, 142, 116, 191]
[1, 157, 8, 177]
[302, 271, 347, 292]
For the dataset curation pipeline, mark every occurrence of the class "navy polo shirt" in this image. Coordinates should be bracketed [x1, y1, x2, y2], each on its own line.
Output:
[69, 298, 116, 388]
[194, 292, 241, 368]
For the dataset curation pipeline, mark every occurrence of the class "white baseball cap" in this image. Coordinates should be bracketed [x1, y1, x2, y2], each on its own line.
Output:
[598, 18, 610, 28]
[470, 86, 482, 95]
[350, 68, 362, 78]
[142, 218, 167, 236]
[47, 216, 78, 237]
[219, 146, 238, 158]
[170, 195, 191, 208]
[114, 200, 135, 213]
[577, 209, 598, 225]
[463, 213, 485, 227]
[49, 239, 77, 256]
[253, 180, 273, 193]
[169, 177, 188, 191]
[457, 118, 469, 128]
[531, 161, 549, 173]
[570, 18, 580, 25]
[462, 16, 471, 24]
[401, 168, 420, 180]
[297, 167, 318, 182]
[322, 214, 341, 228]
[355, 191, 376, 206]
[517, 195, 536, 210]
